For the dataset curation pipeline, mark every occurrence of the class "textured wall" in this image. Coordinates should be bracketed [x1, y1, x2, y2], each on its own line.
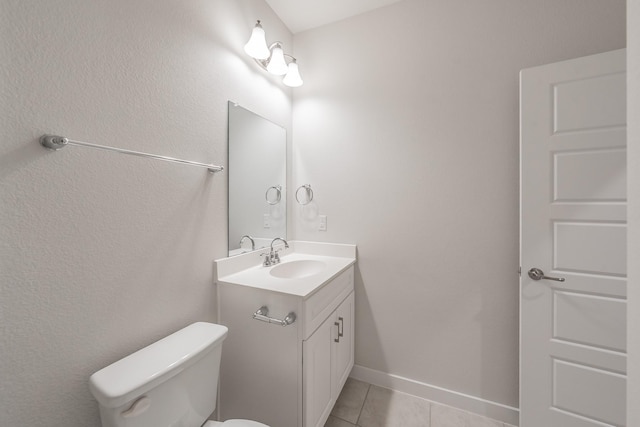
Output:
[628, 1, 639, 425]
[292, 0, 626, 409]
[0, 1, 292, 426]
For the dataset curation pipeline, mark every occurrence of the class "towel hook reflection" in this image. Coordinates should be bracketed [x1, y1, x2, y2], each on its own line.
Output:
[265, 185, 282, 205]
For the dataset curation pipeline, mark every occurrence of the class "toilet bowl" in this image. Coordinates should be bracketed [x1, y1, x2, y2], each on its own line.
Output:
[204, 421, 268, 427]
[89, 322, 268, 427]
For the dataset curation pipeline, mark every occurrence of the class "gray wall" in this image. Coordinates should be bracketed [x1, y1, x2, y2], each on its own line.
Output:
[0, 1, 292, 426]
[292, 0, 626, 410]
[628, 0, 639, 424]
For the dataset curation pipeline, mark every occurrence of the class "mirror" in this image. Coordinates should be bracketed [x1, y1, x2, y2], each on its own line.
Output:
[228, 102, 287, 256]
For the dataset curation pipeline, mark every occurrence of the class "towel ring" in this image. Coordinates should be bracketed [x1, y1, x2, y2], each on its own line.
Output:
[265, 185, 282, 205]
[295, 184, 313, 205]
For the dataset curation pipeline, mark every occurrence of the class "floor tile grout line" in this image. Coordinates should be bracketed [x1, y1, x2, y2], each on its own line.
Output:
[332, 414, 354, 424]
[332, 380, 506, 427]
[355, 383, 371, 427]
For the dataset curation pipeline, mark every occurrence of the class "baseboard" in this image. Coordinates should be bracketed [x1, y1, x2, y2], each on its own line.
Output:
[350, 365, 519, 426]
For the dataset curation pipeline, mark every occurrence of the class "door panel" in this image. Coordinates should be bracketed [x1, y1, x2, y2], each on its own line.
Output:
[520, 49, 627, 427]
[553, 221, 626, 276]
[334, 292, 354, 395]
[553, 72, 626, 133]
[553, 149, 626, 202]
[553, 359, 626, 426]
[303, 316, 334, 427]
[554, 291, 627, 351]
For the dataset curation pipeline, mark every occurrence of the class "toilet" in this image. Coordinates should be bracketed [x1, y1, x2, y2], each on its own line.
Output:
[89, 322, 268, 427]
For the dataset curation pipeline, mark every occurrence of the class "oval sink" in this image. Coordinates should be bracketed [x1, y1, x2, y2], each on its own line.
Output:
[270, 260, 327, 279]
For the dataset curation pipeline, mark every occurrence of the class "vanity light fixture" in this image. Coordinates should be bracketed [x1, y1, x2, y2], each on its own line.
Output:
[244, 20, 303, 87]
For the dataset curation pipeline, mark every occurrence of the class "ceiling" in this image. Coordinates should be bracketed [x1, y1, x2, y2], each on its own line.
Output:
[264, 0, 405, 34]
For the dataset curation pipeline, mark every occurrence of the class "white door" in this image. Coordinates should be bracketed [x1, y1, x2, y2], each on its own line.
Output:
[520, 49, 627, 427]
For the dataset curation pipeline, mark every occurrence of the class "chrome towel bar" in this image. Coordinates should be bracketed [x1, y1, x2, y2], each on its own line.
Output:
[252, 306, 296, 327]
[40, 135, 224, 173]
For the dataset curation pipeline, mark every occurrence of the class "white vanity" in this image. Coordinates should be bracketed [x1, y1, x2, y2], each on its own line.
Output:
[214, 241, 356, 427]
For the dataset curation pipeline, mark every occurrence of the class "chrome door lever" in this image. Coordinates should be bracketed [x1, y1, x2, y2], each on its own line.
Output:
[527, 268, 565, 282]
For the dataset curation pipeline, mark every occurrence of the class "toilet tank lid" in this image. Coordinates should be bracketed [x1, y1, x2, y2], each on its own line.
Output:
[89, 322, 228, 408]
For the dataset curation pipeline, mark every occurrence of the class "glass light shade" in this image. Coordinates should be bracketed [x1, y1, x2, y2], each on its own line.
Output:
[244, 22, 270, 60]
[266, 44, 288, 75]
[283, 61, 303, 87]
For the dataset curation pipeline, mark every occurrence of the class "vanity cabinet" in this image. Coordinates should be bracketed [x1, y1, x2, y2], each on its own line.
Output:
[217, 264, 355, 427]
[303, 292, 354, 427]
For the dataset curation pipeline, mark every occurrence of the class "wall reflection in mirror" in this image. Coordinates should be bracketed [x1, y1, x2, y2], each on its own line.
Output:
[228, 102, 286, 256]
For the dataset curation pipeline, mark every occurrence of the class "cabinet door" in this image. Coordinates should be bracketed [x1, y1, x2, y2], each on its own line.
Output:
[333, 292, 354, 395]
[303, 317, 334, 427]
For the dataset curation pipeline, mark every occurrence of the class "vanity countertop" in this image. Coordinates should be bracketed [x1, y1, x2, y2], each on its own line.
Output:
[214, 241, 356, 298]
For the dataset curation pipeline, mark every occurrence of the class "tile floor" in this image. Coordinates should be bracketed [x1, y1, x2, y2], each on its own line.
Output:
[325, 378, 517, 427]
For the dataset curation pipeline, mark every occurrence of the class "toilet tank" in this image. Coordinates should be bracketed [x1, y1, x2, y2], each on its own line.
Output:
[89, 322, 228, 427]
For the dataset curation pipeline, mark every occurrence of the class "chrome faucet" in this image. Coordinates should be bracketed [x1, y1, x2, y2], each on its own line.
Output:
[263, 237, 289, 266]
[239, 235, 255, 251]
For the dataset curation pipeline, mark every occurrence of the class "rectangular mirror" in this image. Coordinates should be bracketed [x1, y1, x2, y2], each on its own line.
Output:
[228, 101, 287, 256]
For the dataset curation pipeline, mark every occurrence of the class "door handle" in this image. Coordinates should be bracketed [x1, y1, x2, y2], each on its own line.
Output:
[527, 268, 565, 282]
[334, 317, 344, 343]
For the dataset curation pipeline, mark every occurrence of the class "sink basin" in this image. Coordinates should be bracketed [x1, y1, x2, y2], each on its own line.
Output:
[270, 259, 327, 279]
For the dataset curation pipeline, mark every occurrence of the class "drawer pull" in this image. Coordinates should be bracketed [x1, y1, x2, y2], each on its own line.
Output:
[253, 306, 296, 327]
[334, 317, 344, 342]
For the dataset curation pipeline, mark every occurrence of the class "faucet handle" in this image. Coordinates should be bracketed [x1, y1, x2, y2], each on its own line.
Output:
[261, 251, 272, 266]
[273, 251, 281, 263]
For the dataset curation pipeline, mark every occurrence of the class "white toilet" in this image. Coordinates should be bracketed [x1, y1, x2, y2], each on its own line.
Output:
[89, 322, 268, 427]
